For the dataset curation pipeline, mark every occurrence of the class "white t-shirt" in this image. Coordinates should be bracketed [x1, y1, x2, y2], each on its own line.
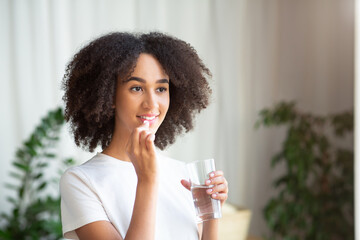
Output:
[60, 152, 199, 240]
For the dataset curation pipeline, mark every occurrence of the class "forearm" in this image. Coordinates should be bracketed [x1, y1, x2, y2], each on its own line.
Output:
[201, 219, 219, 240]
[125, 179, 159, 240]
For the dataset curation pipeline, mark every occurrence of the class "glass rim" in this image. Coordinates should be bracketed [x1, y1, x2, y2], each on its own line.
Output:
[186, 158, 214, 166]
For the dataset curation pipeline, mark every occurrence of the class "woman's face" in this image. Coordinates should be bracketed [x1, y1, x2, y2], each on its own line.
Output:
[114, 53, 170, 136]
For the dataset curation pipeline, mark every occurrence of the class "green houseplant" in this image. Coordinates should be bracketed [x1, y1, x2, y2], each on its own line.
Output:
[0, 107, 74, 240]
[256, 101, 354, 240]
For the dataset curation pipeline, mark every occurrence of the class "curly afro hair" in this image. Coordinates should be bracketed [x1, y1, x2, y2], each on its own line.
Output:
[62, 32, 212, 152]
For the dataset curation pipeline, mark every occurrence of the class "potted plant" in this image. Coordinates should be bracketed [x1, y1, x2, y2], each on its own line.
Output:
[0, 107, 74, 240]
[256, 101, 354, 240]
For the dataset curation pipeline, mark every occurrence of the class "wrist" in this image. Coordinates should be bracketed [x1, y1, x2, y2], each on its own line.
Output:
[201, 219, 219, 240]
[202, 219, 219, 227]
[137, 175, 159, 186]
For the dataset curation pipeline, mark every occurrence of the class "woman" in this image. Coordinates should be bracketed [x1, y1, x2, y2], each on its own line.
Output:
[60, 32, 228, 240]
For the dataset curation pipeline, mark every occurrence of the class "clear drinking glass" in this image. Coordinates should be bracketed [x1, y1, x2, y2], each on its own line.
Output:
[187, 159, 222, 222]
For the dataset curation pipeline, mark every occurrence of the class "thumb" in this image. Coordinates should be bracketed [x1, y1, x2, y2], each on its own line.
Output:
[181, 179, 191, 191]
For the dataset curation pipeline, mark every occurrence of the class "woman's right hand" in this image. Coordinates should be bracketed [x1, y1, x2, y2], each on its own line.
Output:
[75, 122, 158, 240]
[126, 122, 158, 183]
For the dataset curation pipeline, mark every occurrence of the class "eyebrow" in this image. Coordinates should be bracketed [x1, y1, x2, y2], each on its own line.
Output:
[124, 77, 169, 84]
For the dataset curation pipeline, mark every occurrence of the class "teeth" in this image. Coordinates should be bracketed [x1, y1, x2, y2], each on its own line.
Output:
[140, 116, 156, 120]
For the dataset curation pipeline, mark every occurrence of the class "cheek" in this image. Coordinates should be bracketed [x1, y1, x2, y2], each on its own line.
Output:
[114, 97, 136, 123]
[162, 94, 170, 113]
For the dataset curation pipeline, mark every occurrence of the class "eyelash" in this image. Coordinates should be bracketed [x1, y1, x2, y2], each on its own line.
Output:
[131, 86, 142, 92]
[157, 87, 167, 93]
[130, 87, 168, 93]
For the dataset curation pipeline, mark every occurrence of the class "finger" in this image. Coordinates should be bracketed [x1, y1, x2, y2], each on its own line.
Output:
[136, 121, 150, 147]
[180, 179, 191, 191]
[138, 121, 150, 140]
[205, 176, 227, 186]
[127, 122, 149, 157]
[141, 120, 150, 129]
[145, 133, 156, 152]
[209, 170, 224, 178]
[126, 127, 140, 156]
[211, 193, 228, 201]
[139, 130, 151, 149]
[206, 183, 228, 194]
[137, 122, 150, 132]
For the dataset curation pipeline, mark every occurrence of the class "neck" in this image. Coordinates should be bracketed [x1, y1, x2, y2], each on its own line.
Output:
[102, 128, 131, 162]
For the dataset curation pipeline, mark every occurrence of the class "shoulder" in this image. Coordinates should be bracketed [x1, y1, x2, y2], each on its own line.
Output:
[60, 165, 90, 194]
[60, 153, 135, 190]
[60, 154, 106, 187]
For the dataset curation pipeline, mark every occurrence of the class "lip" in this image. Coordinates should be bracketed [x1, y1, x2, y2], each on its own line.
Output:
[137, 114, 160, 125]
[139, 113, 159, 117]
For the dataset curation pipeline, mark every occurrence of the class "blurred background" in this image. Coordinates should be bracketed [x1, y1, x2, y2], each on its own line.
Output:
[0, 0, 355, 239]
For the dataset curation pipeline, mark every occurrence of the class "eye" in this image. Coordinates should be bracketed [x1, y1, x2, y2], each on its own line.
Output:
[130, 86, 142, 92]
[157, 87, 168, 93]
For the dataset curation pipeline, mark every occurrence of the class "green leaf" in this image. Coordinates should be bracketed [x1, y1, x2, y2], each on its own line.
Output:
[9, 171, 22, 180]
[35, 126, 47, 138]
[25, 141, 37, 156]
[63, 158, 75, 166]
[18, 186, 25, 198]
[43, 153, 56, 158]
[36, 162, 48, 168]
[12, 162, 29, 172]
[274, 175, 290, 188]
[15, 149, 27, 161]
[6, 196, 17, 205]
[41, 117, 51, 129]
[37, 182, 47, 191]
[271, 152, 284, 167]
[33, 173, 43, 179]
[54, 107, 65, 124]
[0, 229, 12, 239]
[4, 183, 18, 190]
[30, 134, 42, 148]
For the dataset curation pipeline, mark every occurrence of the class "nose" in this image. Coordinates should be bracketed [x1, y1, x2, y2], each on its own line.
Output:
[142, 92, 158, 109]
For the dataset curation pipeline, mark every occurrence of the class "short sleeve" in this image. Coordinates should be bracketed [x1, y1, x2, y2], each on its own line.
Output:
[60, 168, 109, 239]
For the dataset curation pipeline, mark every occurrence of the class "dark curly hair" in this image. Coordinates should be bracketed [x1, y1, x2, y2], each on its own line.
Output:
[62, 32, 211, 152]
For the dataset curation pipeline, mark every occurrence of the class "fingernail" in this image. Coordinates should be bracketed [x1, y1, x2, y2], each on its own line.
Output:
[144, 121, 150, 127]
[205, 180, 211, 185]
[150, 134, 155, 141]
[210, 173, 215, 178]
[212, 193, 217, 198]
[207, 189, 213, 193]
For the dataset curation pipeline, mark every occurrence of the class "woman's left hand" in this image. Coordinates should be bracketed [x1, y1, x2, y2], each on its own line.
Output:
[181, 170, 228, 206]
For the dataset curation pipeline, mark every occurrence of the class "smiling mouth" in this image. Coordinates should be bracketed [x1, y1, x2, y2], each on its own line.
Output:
[139, 115, 157, 121]
[137, 115, 159, 125]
